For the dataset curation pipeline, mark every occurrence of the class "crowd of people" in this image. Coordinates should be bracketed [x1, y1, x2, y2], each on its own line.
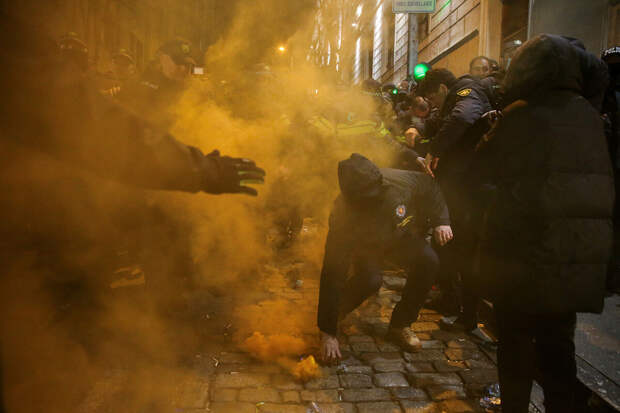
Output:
[316, 39, 620, 413]
[1, 3, 620, 412]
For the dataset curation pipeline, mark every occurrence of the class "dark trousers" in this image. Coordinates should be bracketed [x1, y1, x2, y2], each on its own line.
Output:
[435, 183, 481, 326]
[495, 308, 577, 413]
[340, 235, 439, 328]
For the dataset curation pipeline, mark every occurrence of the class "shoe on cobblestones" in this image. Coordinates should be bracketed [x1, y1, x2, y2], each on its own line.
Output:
[387, 326, 422, 352]
[439, 315, 476, 332]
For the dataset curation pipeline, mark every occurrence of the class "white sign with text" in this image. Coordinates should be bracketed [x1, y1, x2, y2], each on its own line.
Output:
[392, 0, 436, 13]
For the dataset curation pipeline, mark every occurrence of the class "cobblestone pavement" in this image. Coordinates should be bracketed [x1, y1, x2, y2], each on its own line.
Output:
[163, 270, 500, 413]
[77, 257, 503, 413]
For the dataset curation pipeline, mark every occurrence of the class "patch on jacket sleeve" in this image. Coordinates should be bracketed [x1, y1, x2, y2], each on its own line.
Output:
[397, 215, 413, 228]
[457, 88, 472, 97]
[395, 204, 407, 218]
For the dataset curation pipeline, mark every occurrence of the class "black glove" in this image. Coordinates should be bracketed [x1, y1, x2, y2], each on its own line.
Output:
[202, 150, 266, 196]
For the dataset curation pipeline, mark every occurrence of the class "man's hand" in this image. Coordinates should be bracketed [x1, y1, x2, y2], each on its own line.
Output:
[433, 225, 453, 246]
[423, 153, 438, 177]
[481, 109, 502, 125]
[422, 153, 439, 178]
[404, 128, 421, 147]
[415, 157, 433, 177]
[321, 332, 341, 364]
[203, 150, 266, 196]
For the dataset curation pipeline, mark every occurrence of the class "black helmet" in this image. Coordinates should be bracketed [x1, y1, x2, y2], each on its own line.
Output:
[59, 32, 88, 54]
[158, 38, 196, 66]
[113, 48, 134, 66]
[58, 32, 88, 71]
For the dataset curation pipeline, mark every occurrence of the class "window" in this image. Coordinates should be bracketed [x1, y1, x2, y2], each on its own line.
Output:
[386, 13, 395, 69]
[372, 2, 384, 79]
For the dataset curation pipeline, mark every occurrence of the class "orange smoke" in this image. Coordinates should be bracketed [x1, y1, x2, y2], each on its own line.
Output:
[241, 332, 321, 381]
[242, 331, 307, 360]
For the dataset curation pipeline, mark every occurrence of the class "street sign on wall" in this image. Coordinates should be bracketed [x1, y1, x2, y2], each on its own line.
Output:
[393, 0, 436, 13]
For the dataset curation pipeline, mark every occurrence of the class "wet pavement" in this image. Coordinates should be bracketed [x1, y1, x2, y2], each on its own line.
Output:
[575, 294, 620, 410]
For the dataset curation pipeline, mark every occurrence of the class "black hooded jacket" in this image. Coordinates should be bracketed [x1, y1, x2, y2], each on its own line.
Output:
[476, 34, 613, 314]
[317, 156, 449, 335]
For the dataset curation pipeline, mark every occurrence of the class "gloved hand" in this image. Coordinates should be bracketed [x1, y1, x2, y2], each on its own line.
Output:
[481, 109, 502, 125]
[202, 150, 266, 196]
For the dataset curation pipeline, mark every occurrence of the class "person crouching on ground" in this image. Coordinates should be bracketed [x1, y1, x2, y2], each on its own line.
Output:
[318, 153, 453, 360]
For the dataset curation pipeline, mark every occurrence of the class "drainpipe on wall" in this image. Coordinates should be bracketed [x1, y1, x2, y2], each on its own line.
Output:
[408, 13, 418, 80]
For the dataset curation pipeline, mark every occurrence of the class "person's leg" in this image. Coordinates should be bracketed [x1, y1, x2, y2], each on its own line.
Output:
[495, 308, 536, 413]
[389, 237, 438, 328]
[534, 312, 577, 413]
[433, 236, 460, 313]
[435, 183, 465, 315]
[449, 198, 482, 330]
[459, 227, 480, 331]
[339, 255, 383, 316]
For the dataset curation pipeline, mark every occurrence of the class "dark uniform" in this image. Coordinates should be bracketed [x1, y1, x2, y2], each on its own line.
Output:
[115, 64, 187, 129]
[427, 74, 495, 325]
[115, 39, 195, 130]
[429, 74, 495, 184]
[317, 154, 450, 336]
[58, 32, 89, 73]
[97, 49, 137, 95]
[108, 41, 197, 298]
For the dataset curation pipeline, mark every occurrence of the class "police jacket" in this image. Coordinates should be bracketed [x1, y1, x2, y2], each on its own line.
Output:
[429, 75, 494, 187]
[115, 64, 187, 129]
[476, 34, 613, 314]
[317, 169, 450, 335]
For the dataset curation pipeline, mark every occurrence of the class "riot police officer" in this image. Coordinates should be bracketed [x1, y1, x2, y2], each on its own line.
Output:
[115, 38, 197, 129]
[318, 154, 452, 357]
[416, 68, 497, 331]
[58, 32, 89, 73]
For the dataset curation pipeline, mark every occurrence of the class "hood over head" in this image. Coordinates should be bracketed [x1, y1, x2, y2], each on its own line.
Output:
[503, 34, 608, 110]
[338, 153, 384, 201]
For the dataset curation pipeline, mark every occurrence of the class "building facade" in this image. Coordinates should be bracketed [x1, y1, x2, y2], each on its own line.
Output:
[1, 0, 236, 73]
[315, 0, 619, 86]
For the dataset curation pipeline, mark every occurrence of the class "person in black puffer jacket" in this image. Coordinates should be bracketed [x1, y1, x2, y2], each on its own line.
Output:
[475, 34, 612, 413]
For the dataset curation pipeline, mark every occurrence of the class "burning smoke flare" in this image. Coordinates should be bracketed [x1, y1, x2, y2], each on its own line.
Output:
[241, 332, 321, 381]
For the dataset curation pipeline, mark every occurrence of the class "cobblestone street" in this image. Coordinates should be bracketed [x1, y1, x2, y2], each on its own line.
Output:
[76, 246, 503, 413]
[160, 269, 500, 413]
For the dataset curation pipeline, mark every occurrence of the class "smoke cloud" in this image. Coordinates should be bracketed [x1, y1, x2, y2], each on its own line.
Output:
[0, 0, 401, 411]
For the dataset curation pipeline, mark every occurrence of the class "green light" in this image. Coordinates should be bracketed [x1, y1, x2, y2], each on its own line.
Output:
[391, 88, 398, 95]
[413, 62, 431, 81]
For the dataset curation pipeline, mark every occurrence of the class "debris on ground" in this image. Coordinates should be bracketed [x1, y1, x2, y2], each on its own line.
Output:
[480, 383, 502, 411]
